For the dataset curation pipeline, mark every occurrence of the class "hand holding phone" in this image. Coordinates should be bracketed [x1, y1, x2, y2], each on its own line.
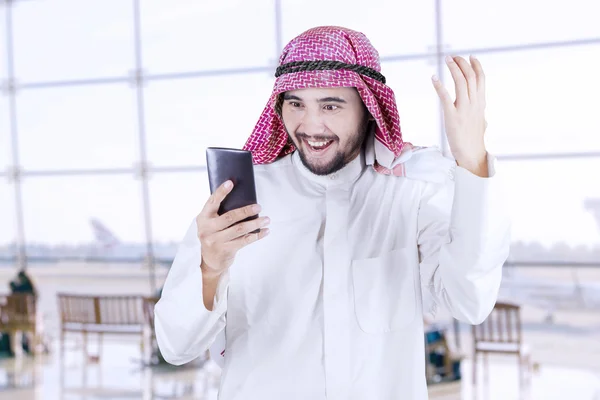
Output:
[196, 148, 271, 280]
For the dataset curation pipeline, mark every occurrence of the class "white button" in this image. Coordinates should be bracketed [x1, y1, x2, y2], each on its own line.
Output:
[329, 174, 337, 180]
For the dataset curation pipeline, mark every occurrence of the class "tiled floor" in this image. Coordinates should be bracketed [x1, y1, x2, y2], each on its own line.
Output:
[0, 337, 598, 400]
[0, 267, 599, 399]
[0, 337, 221, 400]
[456, 359, 600, 400]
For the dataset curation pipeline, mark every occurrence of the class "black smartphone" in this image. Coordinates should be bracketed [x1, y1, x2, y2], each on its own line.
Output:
[205, 147, 260, 233]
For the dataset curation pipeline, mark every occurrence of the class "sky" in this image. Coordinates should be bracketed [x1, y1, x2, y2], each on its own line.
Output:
[1, 0, 600, 248]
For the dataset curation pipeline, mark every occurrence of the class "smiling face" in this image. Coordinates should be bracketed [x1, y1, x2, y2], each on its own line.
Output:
[280, 87, 371, 176]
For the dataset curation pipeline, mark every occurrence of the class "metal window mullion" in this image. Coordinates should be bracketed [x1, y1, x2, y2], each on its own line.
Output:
[132, 0, 156, 294]
[433, 0, 449, 157]
[4, 0, 26, 270]
[274, 0, 283, 61]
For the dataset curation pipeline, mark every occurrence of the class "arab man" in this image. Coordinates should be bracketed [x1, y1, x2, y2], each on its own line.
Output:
[154, 26, 511, 399]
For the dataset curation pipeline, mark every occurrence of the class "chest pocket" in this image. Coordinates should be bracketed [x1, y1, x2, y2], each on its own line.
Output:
[351, 247, 418, 334]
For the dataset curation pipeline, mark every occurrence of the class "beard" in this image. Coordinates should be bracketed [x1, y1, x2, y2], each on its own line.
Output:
[292, 118, 372, 176]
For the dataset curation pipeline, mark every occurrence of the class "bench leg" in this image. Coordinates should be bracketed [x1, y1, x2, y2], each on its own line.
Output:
[83, 331, 88, 362]
[140, 335, 145, 364]
[98, 333, 103, 360]
[472, 351, 477, 386]
[142, 330, 152, 365]
[484, 353, 490, 386]
[60, 330, 65, 359]
[59, 330, 66, 391]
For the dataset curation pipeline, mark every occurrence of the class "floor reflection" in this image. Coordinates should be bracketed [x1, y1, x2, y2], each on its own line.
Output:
[0, 336, 598, 400]
[0, 336, 222, 400]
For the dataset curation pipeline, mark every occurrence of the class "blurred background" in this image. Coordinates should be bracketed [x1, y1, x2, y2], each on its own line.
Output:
[0, 0, 599, 399]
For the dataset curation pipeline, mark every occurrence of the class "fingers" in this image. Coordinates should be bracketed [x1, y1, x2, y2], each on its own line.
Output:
[212, 204, 261, 232]
[216, 216, 270, 243]
[226, 228, 270, 252]
[452, 56, 478, 101]
[440, 55, 486, 106]
[196, 184, 270, 274]
[201, 180, 234, 217]
[445, 56, 469, 106]
[469, 55, 486, 105]
[197, 216, 269, 259]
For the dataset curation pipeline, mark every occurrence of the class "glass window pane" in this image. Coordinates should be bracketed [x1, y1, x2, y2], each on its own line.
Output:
[17, 85, 139, 170]
[0, 94, 11, 171]
[281, 0, 436, 56]
[12, 0, 134, 82]
[442, 47, 600, 155]
[0, 181, 17, 263]
[503, 158, 600, 263]
[0, 4, 7, 81]
[383, 60, 441, 148]
[145, 73, 274, 167]
[21, 175, 146, 261]
[141, 0, 276, 73]
[149, 171, 210, 261]
[443, 0, 600, 49]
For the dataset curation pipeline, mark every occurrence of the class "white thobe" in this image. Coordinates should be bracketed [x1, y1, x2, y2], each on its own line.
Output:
[154, 133, 511, 399]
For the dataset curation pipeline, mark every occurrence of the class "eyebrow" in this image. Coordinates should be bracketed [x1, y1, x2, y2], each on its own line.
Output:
[283, 94, 347, 104]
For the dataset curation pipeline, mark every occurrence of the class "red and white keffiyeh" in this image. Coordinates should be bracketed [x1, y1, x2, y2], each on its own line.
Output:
[242, 26, 416, 176]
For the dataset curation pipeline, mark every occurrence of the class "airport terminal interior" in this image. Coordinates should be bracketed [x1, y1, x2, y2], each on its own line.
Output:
[1, 0, 600, 399]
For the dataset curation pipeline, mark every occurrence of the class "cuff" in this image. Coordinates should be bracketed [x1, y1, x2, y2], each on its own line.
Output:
[450, 152, 510, 242]
[212, 269, 230, 313]
[455, 151, 497, 178]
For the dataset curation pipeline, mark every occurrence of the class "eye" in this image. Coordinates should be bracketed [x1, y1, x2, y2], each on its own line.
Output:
[323, 105, 338, 111]
[288, 101, 302, 108]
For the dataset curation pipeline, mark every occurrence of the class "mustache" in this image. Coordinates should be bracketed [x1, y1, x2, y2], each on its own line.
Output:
[296, 134, 338, 142]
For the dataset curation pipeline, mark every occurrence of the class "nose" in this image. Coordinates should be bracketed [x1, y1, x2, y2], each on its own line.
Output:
[299, 110, 326, 137]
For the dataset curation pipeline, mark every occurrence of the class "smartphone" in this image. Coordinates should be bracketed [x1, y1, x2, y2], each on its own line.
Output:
[205, 147, 259, 233]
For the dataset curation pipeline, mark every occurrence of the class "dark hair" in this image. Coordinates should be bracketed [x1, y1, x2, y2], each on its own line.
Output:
[274, 93, 284, 118]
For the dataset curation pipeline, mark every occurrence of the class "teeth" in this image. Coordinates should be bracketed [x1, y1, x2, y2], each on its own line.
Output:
[307, 140, 331, 147]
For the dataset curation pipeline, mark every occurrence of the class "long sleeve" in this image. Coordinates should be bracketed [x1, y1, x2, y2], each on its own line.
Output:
[417, 153, 511, 325]
[154, 217, 230, 365]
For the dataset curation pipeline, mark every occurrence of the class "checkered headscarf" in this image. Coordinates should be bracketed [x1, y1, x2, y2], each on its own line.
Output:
[242, 26, 407, 171]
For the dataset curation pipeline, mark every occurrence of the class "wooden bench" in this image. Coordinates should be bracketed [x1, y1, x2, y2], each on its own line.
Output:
[142, 296, 161, 364]
[57, 294, 151, 361]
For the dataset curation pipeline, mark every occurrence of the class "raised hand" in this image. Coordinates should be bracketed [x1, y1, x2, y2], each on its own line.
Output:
[432, 55, 489, 177]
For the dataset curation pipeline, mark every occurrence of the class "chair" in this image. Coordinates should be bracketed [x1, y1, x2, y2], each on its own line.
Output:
[471, 301, 532, 388]
[0, 293, 42, 356]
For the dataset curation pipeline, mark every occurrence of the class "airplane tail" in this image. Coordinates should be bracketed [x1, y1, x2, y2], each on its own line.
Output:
[89, 219, 120, 248]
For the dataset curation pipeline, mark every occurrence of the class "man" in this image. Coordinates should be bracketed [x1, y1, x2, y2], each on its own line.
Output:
[154, 26, 511, 399]
[9, 270, 37, 296]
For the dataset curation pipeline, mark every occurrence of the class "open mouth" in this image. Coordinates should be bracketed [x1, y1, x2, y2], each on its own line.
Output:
[304, 138, 334, 154]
